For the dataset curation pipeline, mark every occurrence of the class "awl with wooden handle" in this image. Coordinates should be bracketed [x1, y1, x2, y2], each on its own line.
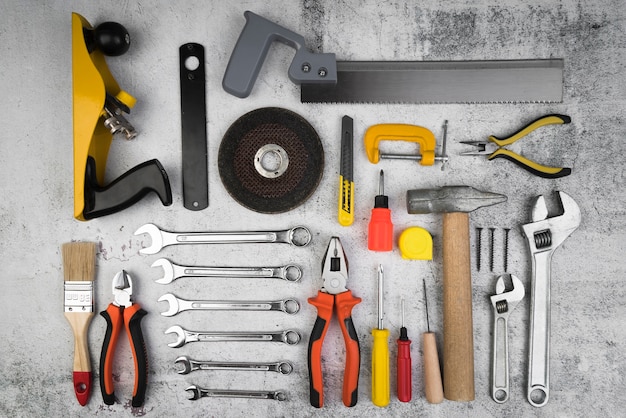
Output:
[407, 186, 507, 401]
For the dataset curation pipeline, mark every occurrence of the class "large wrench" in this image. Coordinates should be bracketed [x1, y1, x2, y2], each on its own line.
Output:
[165, 325, 301, 348]
[135, 223, 312, 254]
[158, 294, 300, 316]
[151, 258, 303, 284]
[521, 191, 581, 407]
[490, 274, 525, 404]
[175, 356, 293, 375]
[186, 385, 287, 401]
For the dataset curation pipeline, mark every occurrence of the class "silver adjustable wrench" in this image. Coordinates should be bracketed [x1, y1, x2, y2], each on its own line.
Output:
[522, 191, 581, 407]
[490, 274, 525, 404]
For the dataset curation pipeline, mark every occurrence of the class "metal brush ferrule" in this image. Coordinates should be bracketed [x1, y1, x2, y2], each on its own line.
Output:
[64, 280, 94, 312]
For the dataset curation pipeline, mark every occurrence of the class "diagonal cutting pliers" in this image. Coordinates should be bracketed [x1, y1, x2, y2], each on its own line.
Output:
[99, 270, 148, 407]
[308, 237, 361, 408]
[460, 114, 572, 178]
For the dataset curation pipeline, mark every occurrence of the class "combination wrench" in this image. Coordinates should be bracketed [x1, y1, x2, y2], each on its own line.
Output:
[186, 385, 287, 401]
[165, 325, 301, 348]
[521, 191, 581, 407]
[134, 223, 311, 254]
[175, 356, 293, 375]
[151, 258, 302, 284]
[158, 294, 300, 316]
[490, 274, 525, 404]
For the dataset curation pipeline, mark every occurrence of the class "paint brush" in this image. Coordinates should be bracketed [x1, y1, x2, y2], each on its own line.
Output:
[62, 242, 96, 406]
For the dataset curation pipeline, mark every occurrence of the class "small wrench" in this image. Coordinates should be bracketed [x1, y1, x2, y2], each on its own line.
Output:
[522, 191, 581, 407]
[151, 258, 303, 284]
[134, 223, 312, 254]
[490, 274, 525, 404]
[175, 356, 293, 375]
[186, 385, 287, 401]
[165, 325, 301, 348]
[158, 294, 300, 316]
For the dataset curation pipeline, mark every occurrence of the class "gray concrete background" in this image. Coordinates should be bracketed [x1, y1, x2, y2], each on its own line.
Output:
[0, 0, 624, 416]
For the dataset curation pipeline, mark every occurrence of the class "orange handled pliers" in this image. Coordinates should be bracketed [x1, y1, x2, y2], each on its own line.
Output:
[308, 237, 361, 408]
[99, 270, 148, 407]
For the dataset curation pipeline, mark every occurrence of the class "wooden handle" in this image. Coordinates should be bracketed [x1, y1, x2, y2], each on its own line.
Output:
[422, 332, 444, 404]
[65, 312, 94, 405]
[442, 212, 475, 401]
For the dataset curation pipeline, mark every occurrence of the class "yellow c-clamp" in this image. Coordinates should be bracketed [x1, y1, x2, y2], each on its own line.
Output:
[72, 13, 172, 220]
[364, 122, 449, 169]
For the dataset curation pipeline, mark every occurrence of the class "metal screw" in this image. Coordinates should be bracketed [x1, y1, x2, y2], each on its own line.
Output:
[301, 63, 311, 73]
[318, 67, 327, 77]
[504, 228, 511, 272]
[489, 227, 496, 272]
[476, 227, 483, 271]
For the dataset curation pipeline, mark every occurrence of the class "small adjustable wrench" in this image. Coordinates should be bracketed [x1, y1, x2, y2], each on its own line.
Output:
[522, 191, 581, 407]
[490, 274, 525, 404]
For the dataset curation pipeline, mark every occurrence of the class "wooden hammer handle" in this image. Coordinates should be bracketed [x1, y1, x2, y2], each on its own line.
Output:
[442, 212, 475, 401]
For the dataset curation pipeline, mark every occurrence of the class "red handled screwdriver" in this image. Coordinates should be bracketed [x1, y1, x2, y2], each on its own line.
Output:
[397, 297, 412, 402]
[368, 170, 393, 251]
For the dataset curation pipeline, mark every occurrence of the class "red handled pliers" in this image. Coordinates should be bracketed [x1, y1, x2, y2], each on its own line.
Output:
[99, 270, 148, 407]
[308, 237, 361, 408]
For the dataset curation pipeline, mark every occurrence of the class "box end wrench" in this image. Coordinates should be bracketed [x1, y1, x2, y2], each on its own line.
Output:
[165, 325, 301, 348]
[135, 223, 311, 254]
[158, 294, 300, 316]
[521, 191, 581, 407]
[490, 274, 525, 404]
[175, 356, 293, 375]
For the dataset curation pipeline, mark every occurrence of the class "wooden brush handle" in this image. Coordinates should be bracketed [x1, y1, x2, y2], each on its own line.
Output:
[65, 312, 94, 406]
[442, 212, 475, 401]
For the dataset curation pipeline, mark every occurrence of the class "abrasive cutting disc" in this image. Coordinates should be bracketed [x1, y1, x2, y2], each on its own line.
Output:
[218, 107, 324, 213]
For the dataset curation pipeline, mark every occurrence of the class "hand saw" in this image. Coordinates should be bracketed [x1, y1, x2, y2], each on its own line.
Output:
[222, 11, 563, 104]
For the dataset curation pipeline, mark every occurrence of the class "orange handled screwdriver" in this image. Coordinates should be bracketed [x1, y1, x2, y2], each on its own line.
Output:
[397, 297, 412, 402]
[368, 170, 393, 251]
[422, 277, 444, 404]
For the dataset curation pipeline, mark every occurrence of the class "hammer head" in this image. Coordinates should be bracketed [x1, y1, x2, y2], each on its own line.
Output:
[407, 186, 507, 214]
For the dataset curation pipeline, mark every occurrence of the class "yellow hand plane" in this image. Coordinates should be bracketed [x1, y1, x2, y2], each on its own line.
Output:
[72, 13, 172, 220]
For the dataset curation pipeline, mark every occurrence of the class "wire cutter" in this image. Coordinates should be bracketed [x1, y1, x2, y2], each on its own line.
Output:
[460, 114, 572, 178]
[99, 270, 148, 407]
[308, 237, 361, 408]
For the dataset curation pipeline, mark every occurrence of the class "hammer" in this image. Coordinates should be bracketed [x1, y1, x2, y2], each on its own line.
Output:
[407, 186, 507, 401]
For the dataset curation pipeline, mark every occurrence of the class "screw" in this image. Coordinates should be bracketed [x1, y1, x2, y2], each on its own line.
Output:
[504, 228, 511, 272]
[489, 227, 496, 272]
[318, 67, 327, 77]
[476, 227, 483, 271]
[301, 63, 311, 73]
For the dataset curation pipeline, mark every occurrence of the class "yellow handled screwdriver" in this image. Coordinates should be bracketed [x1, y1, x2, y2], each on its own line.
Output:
[372, 264, 390, 407]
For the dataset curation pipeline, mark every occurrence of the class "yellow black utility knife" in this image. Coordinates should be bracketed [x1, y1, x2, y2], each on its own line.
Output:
[338, 116, 354, 226]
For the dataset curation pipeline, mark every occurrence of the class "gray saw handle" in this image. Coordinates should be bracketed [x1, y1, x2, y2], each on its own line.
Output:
[222, 11, 337, 98]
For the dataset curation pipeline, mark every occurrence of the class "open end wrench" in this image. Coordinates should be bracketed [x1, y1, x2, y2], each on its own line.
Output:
[186, 386, 287, 401]
[521, 191, 581, 407]
[490, 274, 525, 404]
[134, 223, 312, 254]
[175, 356, 293, 375]
[165, 325, 301, 348]
[151, 258, 303, 284]
[158, 294, 300, 316]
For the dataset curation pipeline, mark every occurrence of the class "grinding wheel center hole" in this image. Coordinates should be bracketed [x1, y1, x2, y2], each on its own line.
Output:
[254, 144, 289, 178]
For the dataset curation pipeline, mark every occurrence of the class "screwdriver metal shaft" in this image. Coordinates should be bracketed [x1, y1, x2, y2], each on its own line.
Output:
[372, 264, 390, 407]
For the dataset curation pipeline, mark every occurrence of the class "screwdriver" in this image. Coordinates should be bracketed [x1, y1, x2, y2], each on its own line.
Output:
[372, 264, 390, 407]
[368, 170, 393, 251]
[397, 297, 412, 402]
[422, 277, 444, 404]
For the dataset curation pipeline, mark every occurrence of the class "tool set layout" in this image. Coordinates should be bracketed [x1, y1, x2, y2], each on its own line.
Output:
[64, 9, 582, 411]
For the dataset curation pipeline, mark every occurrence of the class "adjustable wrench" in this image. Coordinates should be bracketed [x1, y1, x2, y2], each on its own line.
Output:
[158, 294, 300, 316]
[151, 258, 302, 284]
[175, 356, 293, 375]
[186, 385, 287, 401]
[134, 223, 311, 254]
[521, 191, 581, 407]
[490, 274, 525, 403]
[165, 325, 301, 348]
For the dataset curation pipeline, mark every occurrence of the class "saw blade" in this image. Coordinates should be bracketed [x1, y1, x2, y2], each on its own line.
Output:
[301, 59, 563, 104]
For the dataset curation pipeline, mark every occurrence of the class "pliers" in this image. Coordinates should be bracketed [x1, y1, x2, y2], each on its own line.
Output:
[461, 114, 572, 178]
[99, 270, 148, 407]
[308, 237, 361, 408]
